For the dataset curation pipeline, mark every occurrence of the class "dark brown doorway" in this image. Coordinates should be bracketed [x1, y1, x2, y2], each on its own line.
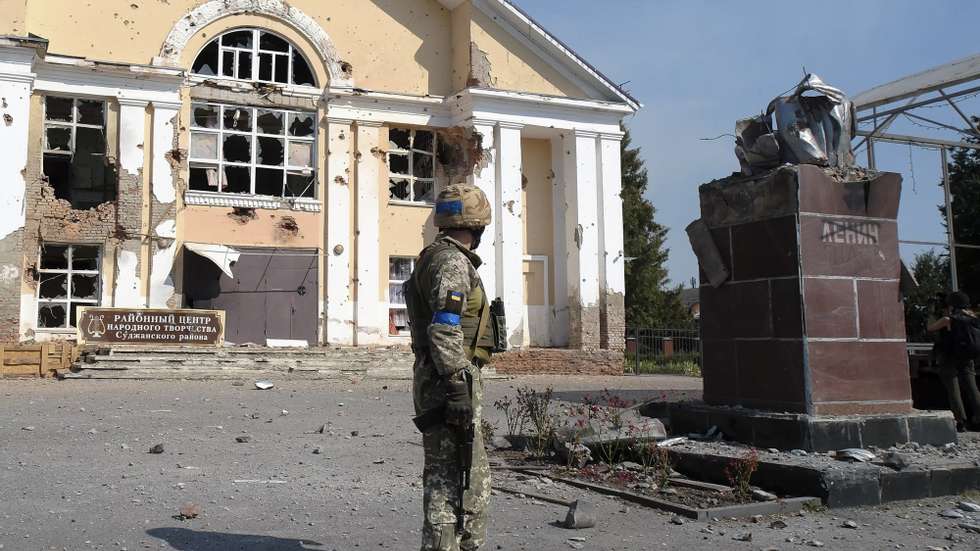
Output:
[183, 247, 318, 345]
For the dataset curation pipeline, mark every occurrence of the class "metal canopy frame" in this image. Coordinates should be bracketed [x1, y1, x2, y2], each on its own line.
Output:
[853, 53, 980, 291]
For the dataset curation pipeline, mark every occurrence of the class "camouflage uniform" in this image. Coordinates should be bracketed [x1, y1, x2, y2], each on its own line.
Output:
[407, 233, 494, 551]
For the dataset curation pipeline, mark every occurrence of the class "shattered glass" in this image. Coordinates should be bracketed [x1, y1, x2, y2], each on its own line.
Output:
[287, 142, 312, 167]
[255, 168, 284, 196]
[193, 104, 220, 129]
[237, 52, 253, 80]
[223, 108, 251, 132]
[274, 54, 289, 83]
[258, 53, 273, 81]
[388, 153, 409, 175]
[389, 128, 411, 150]
[71, 274, 98, 299]
[192, 41, 219, 76]
[257, 110, 284, 135]
[223, 135, 251, 163]
[45, 97, 73, 122]
[77, 100, 104, 126]
[46, 127, 71, 151]
[189, 165, 219, 191]
[288, 114, 314, 137]
[258, 137, 285, 166]
[38, 304, 66, 328]
[413, 180, 434, 203]
[72, 246, 99, 270]
[414, 130, 434, 152]
[39, 274, 68, 299]
[222, 30, 253, 48]
[40, 246, 69, 269]
[221, 51, 235, 77]
[76, 127, 107, 155]
[389, 178, 410, 200]
[223, 166, 251, 193]
[190, 132, 218, 160]
[259, 32, 289, 52]
[292, 51, 316, 86]
[413, 152, 433, 179]
[286, 172, 315, 198]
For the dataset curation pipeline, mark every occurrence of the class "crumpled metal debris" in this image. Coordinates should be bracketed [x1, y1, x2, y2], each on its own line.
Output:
[834, 448, 875, 462]
[657, 436, 689, 448]
[736, 74, 856, 175]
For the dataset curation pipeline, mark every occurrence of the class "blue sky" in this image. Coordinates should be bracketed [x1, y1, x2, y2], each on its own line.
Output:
[517, 0, 980, 287]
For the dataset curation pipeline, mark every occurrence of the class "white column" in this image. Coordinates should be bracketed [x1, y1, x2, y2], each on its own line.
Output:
[354, 121, 384, 345]
[114, 98, 149, 307]
[468, 121, 497, 301]
[326, 118, 354, 345]
[550, 136, 570, 347]
[562, 130, 601, 349]
[148, 101, 181, 308]
[599, 132, 626, 350]
[496, 122, 525, 347]
[150, 102, 180, 205]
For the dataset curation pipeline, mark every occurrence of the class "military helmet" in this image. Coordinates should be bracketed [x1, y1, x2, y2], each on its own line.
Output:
[434, 183, 491, 229]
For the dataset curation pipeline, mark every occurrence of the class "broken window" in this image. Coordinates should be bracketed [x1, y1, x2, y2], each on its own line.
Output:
[191, 28, 318, 87]
[388, 257, 414, 336]
[189, 103, 316, 198]
[43, 96, 116, 209]
[388, 128, 436, 203]
[36, 244, 101, 329]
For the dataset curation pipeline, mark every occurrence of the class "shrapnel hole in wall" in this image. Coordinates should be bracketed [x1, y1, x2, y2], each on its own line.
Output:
[42, 97, 117, 210]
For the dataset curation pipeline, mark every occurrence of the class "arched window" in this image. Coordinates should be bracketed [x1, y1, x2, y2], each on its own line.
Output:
[192, 28, 317, 87]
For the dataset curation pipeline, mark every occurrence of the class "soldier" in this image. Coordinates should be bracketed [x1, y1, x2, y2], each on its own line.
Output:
[405, 183, 495, 551]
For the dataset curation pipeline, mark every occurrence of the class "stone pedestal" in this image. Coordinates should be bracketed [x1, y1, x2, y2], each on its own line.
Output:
[685, 164, 955, 450]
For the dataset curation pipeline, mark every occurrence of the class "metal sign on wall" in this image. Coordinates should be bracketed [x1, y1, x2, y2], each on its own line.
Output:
[76, 308, 225, 346]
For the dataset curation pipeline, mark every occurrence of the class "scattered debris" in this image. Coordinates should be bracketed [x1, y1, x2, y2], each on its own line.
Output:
[21, 426, 35, 431]
[752, 489, 777, 502]
[658, 437, 689, 448]
[312, 447, 323, 455]
[232, 479, 287, 485]
[957, 501, 980, 513]
[769, 520, 788, 529]
[959, 522, 980, 534]
[235, 435, 252, 444]
[834, 448, 875, 462]
[372, 458, 385, 465]
[841, 520, 858, 529]
[148, 443, 164, 454]
[175, 503, 200, 520]
[563, 500, 596, 529]
[255, 380, 274, 390]
[732, 532, 753, 542]
[878, 451, 910, 471]
[670, 516, 685, 526]
[940, 509, 965, 519]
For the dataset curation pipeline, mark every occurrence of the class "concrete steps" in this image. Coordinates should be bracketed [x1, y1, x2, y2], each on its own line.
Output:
[67, 345, 420, 380]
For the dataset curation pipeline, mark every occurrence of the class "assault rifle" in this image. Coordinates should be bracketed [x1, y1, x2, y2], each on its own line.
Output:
[412, 370, 474, 535]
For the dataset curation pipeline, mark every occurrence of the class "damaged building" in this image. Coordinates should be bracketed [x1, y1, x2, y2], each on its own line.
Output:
[0, 0, 637, 360]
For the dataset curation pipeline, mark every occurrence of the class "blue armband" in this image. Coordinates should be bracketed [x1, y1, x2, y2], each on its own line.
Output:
[432, 311, 461, 326]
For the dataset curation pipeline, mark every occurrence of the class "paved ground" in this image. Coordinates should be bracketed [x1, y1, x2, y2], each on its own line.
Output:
[0, 375, 978, 550]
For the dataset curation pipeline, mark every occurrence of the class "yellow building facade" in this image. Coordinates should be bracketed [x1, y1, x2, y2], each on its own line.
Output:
[0, 0, 636, 351]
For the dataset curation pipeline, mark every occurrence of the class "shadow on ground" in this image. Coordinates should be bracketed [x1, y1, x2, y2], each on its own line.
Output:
[147, 528, 323, 550]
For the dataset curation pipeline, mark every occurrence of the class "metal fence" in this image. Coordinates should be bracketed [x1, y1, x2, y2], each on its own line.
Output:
[624, 327, 701, 376]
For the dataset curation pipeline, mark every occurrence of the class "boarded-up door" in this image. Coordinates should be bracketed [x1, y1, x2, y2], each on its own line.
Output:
[184, 248, 318, 345]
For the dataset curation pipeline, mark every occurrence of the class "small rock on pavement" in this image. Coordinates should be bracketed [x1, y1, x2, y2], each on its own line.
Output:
[807, 539, 825, 547]
[842, 520, 858, 529]
[879, 451, 910, 471]
[21, 426, 34, 431]
[732, 532, 752, 542]
[940, 509, 965, 519]
[959, 522, 980, 534]
[148, 443, 164, 454]
[235, 435, 252, 444]
[769, 520, 788, 529]
[312, 447, 322, 455]
[176, 503, 200, 520]
[563, 500, 596, 529]
[957, 501, 980, 513]
[254, 380, 274, 390]
[670, 516, 685, 526]
[790, 449, 808, 456]
[752, 489, 777, 502]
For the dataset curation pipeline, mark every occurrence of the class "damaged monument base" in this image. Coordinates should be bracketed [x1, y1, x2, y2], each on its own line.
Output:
[684, 164, 955, 451]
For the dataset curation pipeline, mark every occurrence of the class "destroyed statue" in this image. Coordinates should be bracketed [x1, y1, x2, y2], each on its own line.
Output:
[735, 74, 856, 175]
[405, 183, 505, 551]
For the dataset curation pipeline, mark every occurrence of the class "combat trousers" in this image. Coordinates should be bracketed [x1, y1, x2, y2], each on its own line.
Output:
[939, 358, 980, 427]
[420, 366, 491, 551]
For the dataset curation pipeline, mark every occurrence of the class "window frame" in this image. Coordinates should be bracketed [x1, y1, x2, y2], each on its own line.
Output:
[188, 102, 318, 199]
[387, 127, 437, 205]
[42, 96, 108, 156]
[388, 256, 416, 337]
[192, 28, 318, 87]
[36, 244, 102, 331]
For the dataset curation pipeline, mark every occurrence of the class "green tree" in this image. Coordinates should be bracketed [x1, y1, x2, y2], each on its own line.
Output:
[943, 129, 980, 305]
[621, 127, 690, 328]
[903, 250, 949, 343]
